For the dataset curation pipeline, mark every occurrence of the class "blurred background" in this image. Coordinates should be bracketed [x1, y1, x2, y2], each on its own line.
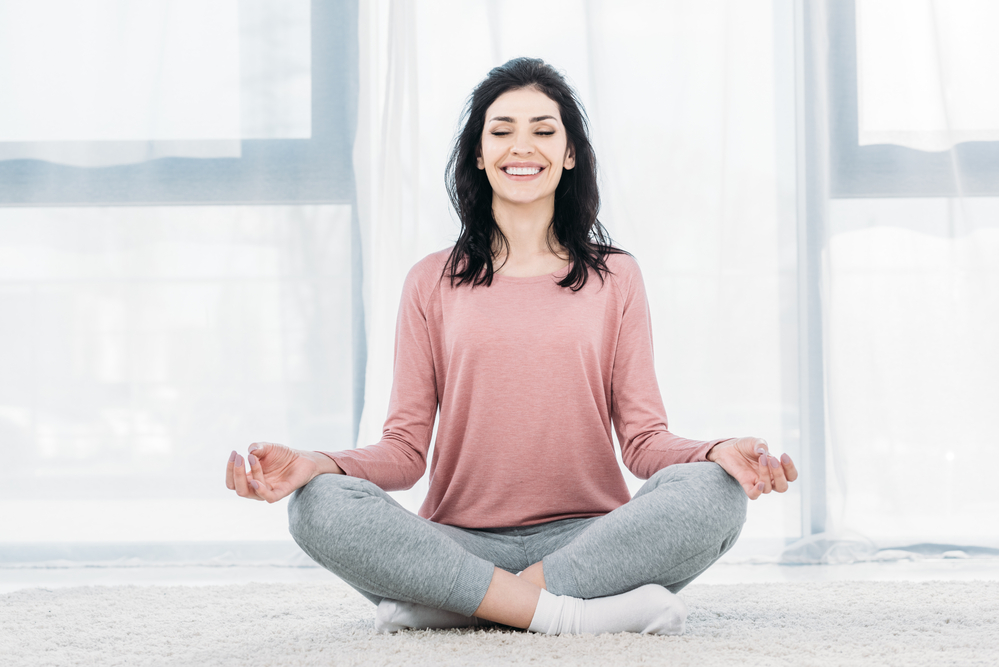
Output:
[1, 0, 997, 586]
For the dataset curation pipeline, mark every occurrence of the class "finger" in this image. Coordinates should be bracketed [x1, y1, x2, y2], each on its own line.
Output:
[768, 455, 789, 493]
[249, 478, 274, 502]
[753, 439, 769, 457]
[232, 454, 249, 496]
[226, 451, 236, 490]
[758, 453, 773, 494]
[232, 454, 263, 501]
[739, 478, 760, 500]
[745, 480, 765, 500]
[246, 452, 277, 502]
[780, 453, 799, 482]
[247, 452, 264, 483]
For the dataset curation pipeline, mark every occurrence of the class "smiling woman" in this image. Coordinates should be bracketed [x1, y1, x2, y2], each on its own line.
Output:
[474, 90, 575, 277]
[442, 59, 617, 289]
[226, 57, 797, 637]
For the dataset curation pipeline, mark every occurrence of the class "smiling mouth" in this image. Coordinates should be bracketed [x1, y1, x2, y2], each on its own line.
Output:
[502, 166, 543, 176]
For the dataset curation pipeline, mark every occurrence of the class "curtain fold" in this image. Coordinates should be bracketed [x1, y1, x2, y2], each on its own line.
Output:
[786, 0, 999, 562]
[0, 0, 355, 556]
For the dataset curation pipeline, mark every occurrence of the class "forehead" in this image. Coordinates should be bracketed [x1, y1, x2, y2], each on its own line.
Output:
[485, 87, 562, 122]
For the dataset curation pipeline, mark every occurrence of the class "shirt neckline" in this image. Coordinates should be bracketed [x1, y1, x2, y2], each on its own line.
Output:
[491, 263, 571, 284]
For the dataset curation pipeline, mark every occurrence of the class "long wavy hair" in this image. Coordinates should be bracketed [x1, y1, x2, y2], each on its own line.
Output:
[443, 57, 628, 291]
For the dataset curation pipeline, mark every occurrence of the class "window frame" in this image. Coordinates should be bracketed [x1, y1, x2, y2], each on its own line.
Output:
[827, 0, 999, 198]
[0, 0, 357, 206]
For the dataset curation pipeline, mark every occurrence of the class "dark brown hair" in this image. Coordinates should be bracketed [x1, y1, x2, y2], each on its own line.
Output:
[443, 57, 628, 291]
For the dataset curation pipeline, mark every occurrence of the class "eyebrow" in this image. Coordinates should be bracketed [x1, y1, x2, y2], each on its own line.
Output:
[488, 115, 557, 123]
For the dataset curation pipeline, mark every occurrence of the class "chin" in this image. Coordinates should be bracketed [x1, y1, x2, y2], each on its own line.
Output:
[496, 190, 556, 206]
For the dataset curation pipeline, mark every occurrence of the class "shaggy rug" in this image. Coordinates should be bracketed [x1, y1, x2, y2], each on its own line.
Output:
[2, 579, 997, 666]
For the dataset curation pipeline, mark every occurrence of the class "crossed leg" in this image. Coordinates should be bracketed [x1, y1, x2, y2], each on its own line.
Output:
[288, 462, 746, 634]
[539, 461, 748, 598]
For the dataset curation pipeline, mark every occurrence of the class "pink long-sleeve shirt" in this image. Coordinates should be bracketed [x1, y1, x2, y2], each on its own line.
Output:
[323, 248, 728, 528]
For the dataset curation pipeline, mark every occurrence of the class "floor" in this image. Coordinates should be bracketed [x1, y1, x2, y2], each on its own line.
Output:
[4, 559, 999, 595]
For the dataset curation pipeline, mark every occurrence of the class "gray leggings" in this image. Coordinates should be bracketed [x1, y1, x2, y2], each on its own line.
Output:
[288, 461, 747, 617]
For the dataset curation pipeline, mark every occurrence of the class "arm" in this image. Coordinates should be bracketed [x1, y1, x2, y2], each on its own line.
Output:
[608, 258, 798, 498]
[224, 256, 441, 500]
[316, 258, 440, 490]
[610, 258, 730, 477]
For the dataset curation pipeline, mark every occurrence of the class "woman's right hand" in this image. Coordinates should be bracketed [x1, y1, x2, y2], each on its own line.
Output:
[225, 442, 342, 503]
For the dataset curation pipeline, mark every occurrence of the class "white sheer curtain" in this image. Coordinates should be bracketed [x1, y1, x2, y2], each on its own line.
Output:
[0, 0, 311, 166]
[355, 0, 999, 560]
[855, 0, 999, 150]
[354, 0, 796, 557]
[816, 0, 999, 554]
[0, 0, 353, 562]
[5, 0, 995, 567]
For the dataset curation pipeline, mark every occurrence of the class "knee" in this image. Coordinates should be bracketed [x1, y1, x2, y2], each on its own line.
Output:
[649, 462, 747, 531]
[287, 473, 363, 546]
[698, 462, 747, 529]
[722, 474, 748, 531]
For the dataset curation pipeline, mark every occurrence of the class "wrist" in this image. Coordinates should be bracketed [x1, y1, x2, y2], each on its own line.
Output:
[706, 438, 738, 463]
[301, 450, 345, 479]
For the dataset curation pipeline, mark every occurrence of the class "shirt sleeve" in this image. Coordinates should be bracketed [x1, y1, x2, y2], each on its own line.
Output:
[318, 259, 439, 491]
[610, 258, 731, 479]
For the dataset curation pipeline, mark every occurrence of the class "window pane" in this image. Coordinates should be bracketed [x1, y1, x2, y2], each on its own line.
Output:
[0, 205, 354, 541]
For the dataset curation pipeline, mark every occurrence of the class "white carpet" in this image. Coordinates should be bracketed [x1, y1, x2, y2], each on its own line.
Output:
[2, 579, 997, 666]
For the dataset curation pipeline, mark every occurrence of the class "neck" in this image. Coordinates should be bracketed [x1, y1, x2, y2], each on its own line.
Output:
[490, 194, 563, 260]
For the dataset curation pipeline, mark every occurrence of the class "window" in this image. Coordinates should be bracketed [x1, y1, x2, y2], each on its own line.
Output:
[826, 0, 999, 197]
[0, 0, 357, 205]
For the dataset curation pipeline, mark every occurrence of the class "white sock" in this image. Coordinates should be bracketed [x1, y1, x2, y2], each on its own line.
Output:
[374, 599, 483, 633]
[527, 584, 687, 636]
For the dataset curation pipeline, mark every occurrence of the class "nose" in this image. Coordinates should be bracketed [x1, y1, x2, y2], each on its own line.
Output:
[510, 129, 535, 156]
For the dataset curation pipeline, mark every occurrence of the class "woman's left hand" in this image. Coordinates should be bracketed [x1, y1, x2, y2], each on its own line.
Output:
[707, 437, 798, 500]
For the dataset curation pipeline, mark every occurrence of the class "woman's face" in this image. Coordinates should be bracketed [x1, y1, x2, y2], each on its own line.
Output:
[477, 86, 575, 209]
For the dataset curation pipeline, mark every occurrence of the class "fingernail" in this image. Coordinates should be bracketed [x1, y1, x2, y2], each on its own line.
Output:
[248, 444, 260, 452]
[781, 453, 791, 464]
[235, 455, 242, 466]
[757, 482, 765, 492]
[228, 451, 236, 463]
[756, 447, 767, 455]
[248, 454, 258, 466]
[250, 480, 259, 491]
[769, 456, 780, 469]
[759, 454, 767, 465]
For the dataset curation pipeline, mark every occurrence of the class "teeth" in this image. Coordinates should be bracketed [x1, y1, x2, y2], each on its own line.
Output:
[505, 167, 541, 176]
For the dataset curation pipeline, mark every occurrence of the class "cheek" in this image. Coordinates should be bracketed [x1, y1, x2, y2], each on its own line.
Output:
[479, 140, 501, 166]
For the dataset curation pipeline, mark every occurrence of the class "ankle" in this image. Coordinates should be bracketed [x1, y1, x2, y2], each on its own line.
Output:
[519, 562, 547, 590]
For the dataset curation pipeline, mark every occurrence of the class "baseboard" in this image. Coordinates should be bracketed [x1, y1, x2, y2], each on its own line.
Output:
[0, 541, 313, 567]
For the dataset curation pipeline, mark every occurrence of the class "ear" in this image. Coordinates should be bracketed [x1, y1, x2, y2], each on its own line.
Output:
[476, 146, 484, 170]
[564, 145, 575, 170]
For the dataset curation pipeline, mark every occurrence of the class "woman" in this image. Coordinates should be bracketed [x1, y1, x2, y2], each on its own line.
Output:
[225, 58, 797, 636]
